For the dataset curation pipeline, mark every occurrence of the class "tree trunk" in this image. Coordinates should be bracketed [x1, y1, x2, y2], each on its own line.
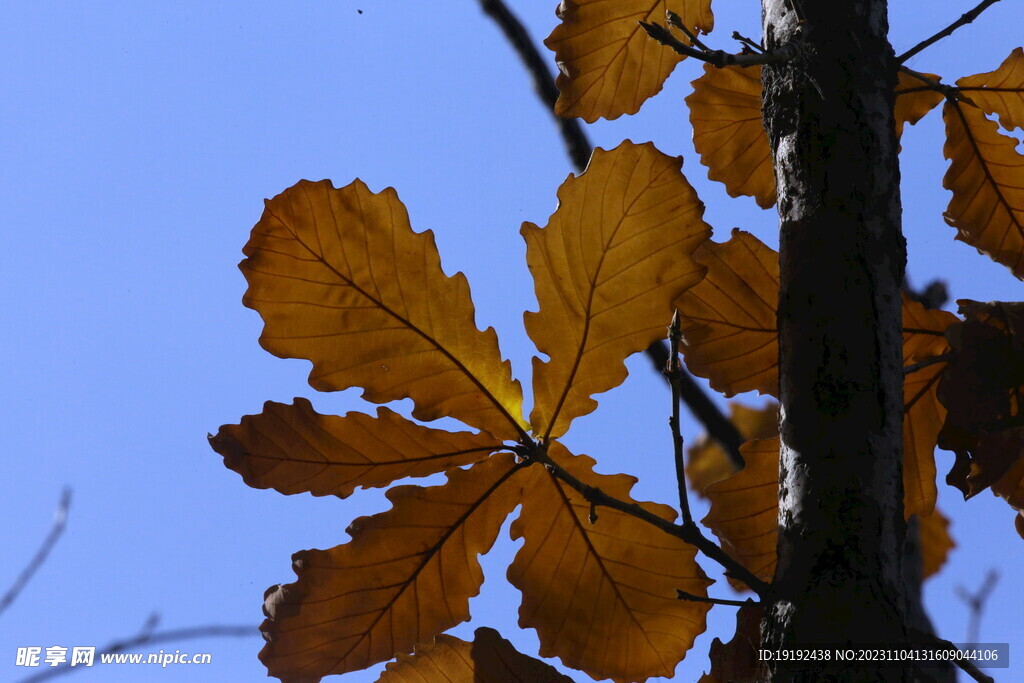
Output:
[760, 0, 909, 680]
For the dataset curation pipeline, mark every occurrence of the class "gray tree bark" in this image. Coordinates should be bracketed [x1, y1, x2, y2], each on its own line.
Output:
[760, 0, 910, 680]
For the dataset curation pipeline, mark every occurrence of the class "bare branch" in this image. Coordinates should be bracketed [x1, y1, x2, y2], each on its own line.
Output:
[640, 20, 795, 68]
[645, 342, 746, 469]
[904, 352, 955, 376]
[956, 569, 1000, 643]
[731, 31, 765, 54]
[476, 0, 592, 171]
[676, 590, 755, 607]
[528, 448, 772, 597]
[898, 0, 1003, 63]
[1, 488, 72, 619]
[665, 311, 694, 525]
[19, 622, 257, 682]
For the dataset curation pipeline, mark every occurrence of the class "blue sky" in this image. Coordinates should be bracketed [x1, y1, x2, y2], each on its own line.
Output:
[1, 1, 1022, 681]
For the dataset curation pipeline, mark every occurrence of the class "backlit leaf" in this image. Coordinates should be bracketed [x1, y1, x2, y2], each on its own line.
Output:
[702, 437, 779, 586]
[956, 47, 1024, 130]
[942, 102, 1024, 279]
[260, 455, 525, 680]
[686, 401, 777, 498]
[686, 68, 942, 207]
[938, 300, 1024, 499]
[687, 65, 775, 209]
[209, 398, 501, 498]
[545, 0, 714, 122]
[508, 443, 712, 682]
[902, 297, 958, 517]
[699, 602, 764, 683]
[525, 142, 710, 438]
[893, 70, 945, 138]
[674, 229, 779, 397]
[378, 627, 574, 683]
[241, 179, 527, 440]
[916, 508, 955, 579]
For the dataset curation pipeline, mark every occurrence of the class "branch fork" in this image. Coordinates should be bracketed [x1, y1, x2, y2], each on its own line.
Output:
[640, 12, 794, 68]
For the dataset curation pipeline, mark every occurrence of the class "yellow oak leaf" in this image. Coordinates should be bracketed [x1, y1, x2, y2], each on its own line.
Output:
[686, 401, 777, 498]
[545, 0, 714, 122]
[241, 179, 527, 440]
[956, 47, 1024, 130]
[525, 142, 710, 438]
[942, 102, 1024, 279]
[508, 443, 712, 682]
[687, 65, 775, 209]
[674, 229, 779, 397]
[377, 627, 574, 683]
[259, 455, 526, 680]
[916, 508, 955, 580]
[686, 67, 942, 207]
[209, 398, 502, 498]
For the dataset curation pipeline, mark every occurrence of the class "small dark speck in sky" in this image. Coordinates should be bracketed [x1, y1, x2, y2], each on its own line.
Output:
[357, 9, 363, 13]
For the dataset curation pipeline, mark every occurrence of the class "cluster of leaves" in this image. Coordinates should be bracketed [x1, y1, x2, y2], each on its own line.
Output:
[210, 1, 1024, 681]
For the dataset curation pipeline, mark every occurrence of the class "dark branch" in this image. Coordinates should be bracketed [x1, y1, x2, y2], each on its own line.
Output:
[665, 311, 693, 525]
[904, 352, 955, 376]
[956, 569, 1000, 643]
[1, 488, 71, 619]
[477, 0, 592, 171]
[676, 590, 755, 607]
[19, 623, 258, 682]
[898, 0, 1003, 63]
[529, 448, 772, 597]
[640, 20, 795, 68]
[645, 342, 745, 469]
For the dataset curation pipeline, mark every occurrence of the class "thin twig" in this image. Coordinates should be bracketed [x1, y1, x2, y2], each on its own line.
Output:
[666, 11, 711, 53]
[899, 67, 977, 107]
[477, 0, 592, 170]
[908, 627, 995, 683]
[666, 311, 693, 525]
[898, 0, 1003, 63]
[640, 21, 795, 68]
[904, 352, 956, 376]
[645, 342, 745, 469]
[1, 488, 72, 618]
[19, 623, 258, 682]
[676, 590, 755, 607]
[956, 569, 999, 644]
[731, 31, 765, 53]
[528, 447, 772, 597]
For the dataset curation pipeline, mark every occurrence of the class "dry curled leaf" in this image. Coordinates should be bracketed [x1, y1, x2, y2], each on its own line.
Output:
[699, 602, 765, 683]
[209, 398, 501, 498]
[241, 179, 527, 439]
[525, 142, 710, 438]
[686, 68, 942, 208]
[378, 627, 574, 683]
[508, 443, 712, 682]
[938, 300, 1024, 499]
[674, 229, 779, 397]
[956, 47, 1024, 131]
[260, 455, 526, 680]
[990, 455, 1024, 539]
[686, 401, 777, 498]
[545, 0, 713, 122]
[942, 102, 1024, 280]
